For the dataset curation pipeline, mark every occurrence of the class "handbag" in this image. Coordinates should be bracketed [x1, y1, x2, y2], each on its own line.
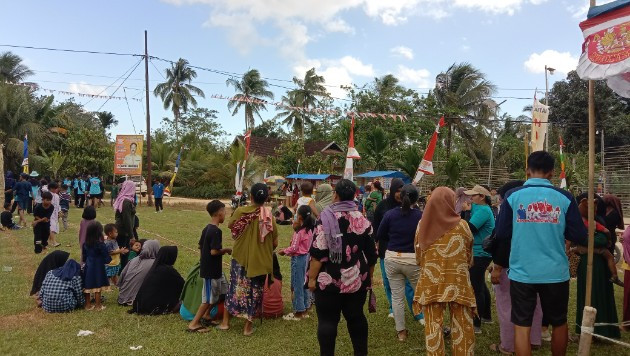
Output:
[368, 288, 377, 313]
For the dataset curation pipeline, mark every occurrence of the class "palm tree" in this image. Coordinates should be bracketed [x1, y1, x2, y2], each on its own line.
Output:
[360, 127, 389, 170]
[0, 52, 33, 83]
[274, 93, 308, 139]
[434, 63, 496, 162]
[290, 68, 327, 131]
[0, 84, 45, 161]
[96, 111, 118, 130]
[396, 146, 421, 179]
[154, 58, 205, 141]
[226, 69, 274, 131]
[37, 149, 66, 179]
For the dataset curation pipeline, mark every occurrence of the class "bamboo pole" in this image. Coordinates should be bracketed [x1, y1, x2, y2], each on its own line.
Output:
[577, 306, 597, 356]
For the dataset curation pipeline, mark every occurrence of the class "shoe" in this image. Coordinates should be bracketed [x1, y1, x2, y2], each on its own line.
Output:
[388, 313, 394, 318]
[541, 330, 551, 342]
[474, 326, 482, 334]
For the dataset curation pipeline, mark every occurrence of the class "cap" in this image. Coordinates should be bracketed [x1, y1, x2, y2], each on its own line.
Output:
[29, 171, 40, 177]
[464, 185, 491, 197]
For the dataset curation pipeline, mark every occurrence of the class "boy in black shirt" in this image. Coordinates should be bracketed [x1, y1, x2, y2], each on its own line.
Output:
[33, 191, 54, 253]
[188, 200, 231, 333]
[1, 202, 21, 230]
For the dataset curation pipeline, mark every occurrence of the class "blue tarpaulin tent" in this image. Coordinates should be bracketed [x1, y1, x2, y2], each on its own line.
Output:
[355, 171, 411, 188]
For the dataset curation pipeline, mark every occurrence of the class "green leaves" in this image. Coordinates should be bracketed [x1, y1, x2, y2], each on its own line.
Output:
[226, 69, 274, 131]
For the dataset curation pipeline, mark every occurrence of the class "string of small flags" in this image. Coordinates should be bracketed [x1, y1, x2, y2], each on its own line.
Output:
[210, 94, 408, 121]
[4, 81, 142, 102]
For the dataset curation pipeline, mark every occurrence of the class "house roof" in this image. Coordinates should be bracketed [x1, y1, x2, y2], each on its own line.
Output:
[233, 136, 344, 158]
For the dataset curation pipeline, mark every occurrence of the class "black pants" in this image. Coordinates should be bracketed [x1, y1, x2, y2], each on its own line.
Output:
[315, 290, 368, 356]
[77, 194, 85, 208]
[73, 189, 79, 206]
[155, 198, 163, 212]
[10, 200, 18, 214]
[26, 197, 33, 214]
[469, 256, 492, 327]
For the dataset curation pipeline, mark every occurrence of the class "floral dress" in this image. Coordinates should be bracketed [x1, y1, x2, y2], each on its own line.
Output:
[309, 211, 378, 294]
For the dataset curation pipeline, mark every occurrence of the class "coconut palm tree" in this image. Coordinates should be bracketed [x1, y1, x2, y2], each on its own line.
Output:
[434, 63, 496, 163]
[274, 93, 308, 139]
[226, 69, 274, 131]
[360, 126, 389, 170]
[0, 52, 33, 83]
[396, 146, 421, 179]
[96, 111, 118, 130]
[153, 58, 205, 141]
[290, 68, 328, 130]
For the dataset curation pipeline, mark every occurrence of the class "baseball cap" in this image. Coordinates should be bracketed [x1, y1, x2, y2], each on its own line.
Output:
[464, 185, 491, 197]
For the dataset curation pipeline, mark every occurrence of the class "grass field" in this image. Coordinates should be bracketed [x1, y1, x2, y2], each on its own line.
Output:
[1, 204, 629, 356]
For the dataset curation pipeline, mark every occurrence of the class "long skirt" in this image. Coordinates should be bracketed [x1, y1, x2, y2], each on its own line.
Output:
[225, 259, 264, 321]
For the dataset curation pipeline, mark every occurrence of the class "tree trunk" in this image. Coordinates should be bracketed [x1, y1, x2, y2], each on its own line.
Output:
[446, 124, 453, 158]
[174, 108, 180, 143]
[0, 145, 4, 207]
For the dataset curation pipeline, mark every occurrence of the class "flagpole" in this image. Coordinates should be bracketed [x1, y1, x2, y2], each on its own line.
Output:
[578, 2, 597, 354]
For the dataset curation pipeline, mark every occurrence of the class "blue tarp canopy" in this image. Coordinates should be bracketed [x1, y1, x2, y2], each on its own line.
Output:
[355, 171, 410, 183]
[286, 174, 336, 180]
[587, 0, 630, 19]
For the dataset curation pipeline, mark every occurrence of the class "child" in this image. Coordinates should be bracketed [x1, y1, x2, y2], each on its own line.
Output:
[79, 206, 97, 258]
[110, 182, 120, 207]
[103, 223, 128, 289]
[263, 253, 284, 318]
[128, 239, 145, 261]
[571, 197, 623, 286]
[1, 202, 21, 230]
[153, 179, 164, 213]
[32, 191, 54, 253]
[188, 200, 231, 333]
[82, 221, 111, 310]
[295, 181, 318, 217]
[279, 205, 316, 320]
[59, 184, 72, 232]
[47, 182, 61, 247]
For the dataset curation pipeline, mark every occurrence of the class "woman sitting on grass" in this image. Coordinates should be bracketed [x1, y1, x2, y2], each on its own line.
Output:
[117, 240, 160, 306]
[31, 250, 70, 306]
[39, 259, 84, 313]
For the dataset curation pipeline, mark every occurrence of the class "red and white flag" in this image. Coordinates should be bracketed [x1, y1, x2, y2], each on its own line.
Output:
[344, 115, 360, 180]
[414, 116, 445, 183]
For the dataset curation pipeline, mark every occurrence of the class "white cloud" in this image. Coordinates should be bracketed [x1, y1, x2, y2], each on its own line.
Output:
[396, 65, 432, 88]
[453, 0, 548, 15]
[567, 0, 614, 19]
[339, 56, 375, 77]
[461, 44, 471, 52]
[68, 82, 108, 96]
[390, 46, 414, 60]
[523, 50, 579, 75]
[324, 18, 355, 33]
[292, 55, 374, 97]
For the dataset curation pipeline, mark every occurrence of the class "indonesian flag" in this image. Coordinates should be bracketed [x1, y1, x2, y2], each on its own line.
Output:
[559, 137, 567, 189]
[22, 134, 29, 174]
[235, 131, 252, 196]
[577, 1, 630, 97]
[344, 115, 360, 180]
[164, 146, 183, 197]
[413, 116, 445, 183]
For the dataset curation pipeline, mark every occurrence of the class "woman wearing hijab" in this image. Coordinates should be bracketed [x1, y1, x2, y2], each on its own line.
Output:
[377, 184, 423, 341]
[31, 250, 70, 298]
[372, 178, 418, 319]
[78, 206, 97, 259]
[219, 183, 278, 336]
[39, 259, 84, 312]
[314, 184, 333, 217]
[117, 240, 160, 305]
[114, 180, 136, 270]
[414, 187, 476, 356]
[130, 246, 184, 315]
[308, 179, 377, 356]
[603, 194, 624, 253]
[454, 187, 472, 220]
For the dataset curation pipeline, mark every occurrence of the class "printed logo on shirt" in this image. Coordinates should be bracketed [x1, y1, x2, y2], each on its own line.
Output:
[516, 200, 561, 224]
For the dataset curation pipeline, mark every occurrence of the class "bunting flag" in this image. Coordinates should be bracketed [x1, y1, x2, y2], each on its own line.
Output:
[559, 137, 567, 189]
[413, 116, 445, 183]
[235, 131, 251, 196]
[164, 147, 183, 197]
[22, 134, 29, 174]
[530, 94, 549, 152]
[343, 115, 360, 181]
[4, 82, 142, 102]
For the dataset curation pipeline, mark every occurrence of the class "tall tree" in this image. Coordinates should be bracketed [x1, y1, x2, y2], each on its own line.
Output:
[0, 52, 33, 83]
[360, 126, 389, 170]
[96, 111, 118, 130]
[274, 93, 308, 139]
[153, 58, 205, 141]
[433, 63, 496, 163]
[226, 69, 274, 131]
[290, 68, 327, 134]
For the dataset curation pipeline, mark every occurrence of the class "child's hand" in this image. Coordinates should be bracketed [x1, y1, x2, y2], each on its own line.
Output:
[121, 248, 129, 254]
[222, 248, 232, 255]
[278, 249, 286, 256]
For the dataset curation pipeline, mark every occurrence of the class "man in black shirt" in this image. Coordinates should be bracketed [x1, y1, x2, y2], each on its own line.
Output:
[188, 200, 231, 333]
[33, 191, 54, 253]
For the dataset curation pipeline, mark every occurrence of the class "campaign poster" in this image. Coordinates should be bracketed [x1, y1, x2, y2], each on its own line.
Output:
[114, 135, 143, 175]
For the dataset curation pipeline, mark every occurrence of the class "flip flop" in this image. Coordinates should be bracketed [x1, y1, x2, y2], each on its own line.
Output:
[186, 326, 210, 333]
[282, 313, 301, 321]
[215, 325, 230, 331]
[489, 344, 513, 355]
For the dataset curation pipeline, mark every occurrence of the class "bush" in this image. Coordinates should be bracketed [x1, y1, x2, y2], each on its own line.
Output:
[172, 184, 233, 199]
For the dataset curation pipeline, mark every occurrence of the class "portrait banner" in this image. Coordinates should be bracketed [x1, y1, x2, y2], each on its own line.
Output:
[114, 135, 144, 175]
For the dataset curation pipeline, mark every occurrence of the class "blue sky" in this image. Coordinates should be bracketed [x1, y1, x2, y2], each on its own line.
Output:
[1, 0, 602, 139]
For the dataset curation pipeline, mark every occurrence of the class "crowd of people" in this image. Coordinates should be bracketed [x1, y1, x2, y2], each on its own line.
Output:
[7, 149, 630, 355]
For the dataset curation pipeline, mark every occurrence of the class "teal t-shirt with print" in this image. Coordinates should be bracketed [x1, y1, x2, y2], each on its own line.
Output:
[470, 203, 495, 258]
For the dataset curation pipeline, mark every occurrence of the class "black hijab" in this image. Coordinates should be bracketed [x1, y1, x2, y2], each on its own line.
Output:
[372, 178, 405, 257]
[31, 250, 69, 295]
[131, 246, 184, 315]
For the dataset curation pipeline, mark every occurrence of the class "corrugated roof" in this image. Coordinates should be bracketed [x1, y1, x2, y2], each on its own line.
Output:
[233, 136, 343, 158]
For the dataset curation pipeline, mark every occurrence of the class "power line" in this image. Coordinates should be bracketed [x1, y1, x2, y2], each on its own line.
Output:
[96, 59, 143, 111]
[84, 59, 144, 106]
[123, 88, 137, 134]
[0, 44, 141, 57]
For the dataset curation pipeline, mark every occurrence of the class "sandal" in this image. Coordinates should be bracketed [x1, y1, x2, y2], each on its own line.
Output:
[489, 343, 513, 355]
[397, 330, 408, 342]
[215, 325, 230, 331]
[186, 326, 210, 333]
[282, 313, 301, 321]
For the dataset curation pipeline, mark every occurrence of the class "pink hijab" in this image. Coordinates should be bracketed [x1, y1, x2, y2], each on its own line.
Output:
[114, 180, 136, 213]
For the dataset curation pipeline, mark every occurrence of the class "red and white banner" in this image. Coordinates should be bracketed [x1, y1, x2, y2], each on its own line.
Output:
[577, 1, 630, 97]
[235, 131, 251, 196]
[530, 96, 549, 152]
[413, 116, 445, 183]
[343, 115, 360, 181]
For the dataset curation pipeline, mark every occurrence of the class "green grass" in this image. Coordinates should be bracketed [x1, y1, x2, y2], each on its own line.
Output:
[1, 204, 629, 355]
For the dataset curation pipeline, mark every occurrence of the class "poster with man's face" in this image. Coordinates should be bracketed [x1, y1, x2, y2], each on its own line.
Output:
[114, 135, 143, 175]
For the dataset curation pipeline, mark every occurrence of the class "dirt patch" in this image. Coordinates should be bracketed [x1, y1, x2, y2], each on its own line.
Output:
[0, 308, 48, 330]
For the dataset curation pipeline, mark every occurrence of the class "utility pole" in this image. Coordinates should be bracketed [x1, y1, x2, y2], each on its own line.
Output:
[544, 65, 555, 151]
[601, 128, 605, 193]
[145, 30, 153, 207]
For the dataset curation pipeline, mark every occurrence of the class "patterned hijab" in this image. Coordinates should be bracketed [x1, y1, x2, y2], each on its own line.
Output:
[416, 187, 461, 250]
[114, 180, 136, 213]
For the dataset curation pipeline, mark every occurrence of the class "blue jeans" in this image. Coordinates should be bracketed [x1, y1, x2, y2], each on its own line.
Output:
[380, 258, 422, 320]
[291, 254, 311, 312]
